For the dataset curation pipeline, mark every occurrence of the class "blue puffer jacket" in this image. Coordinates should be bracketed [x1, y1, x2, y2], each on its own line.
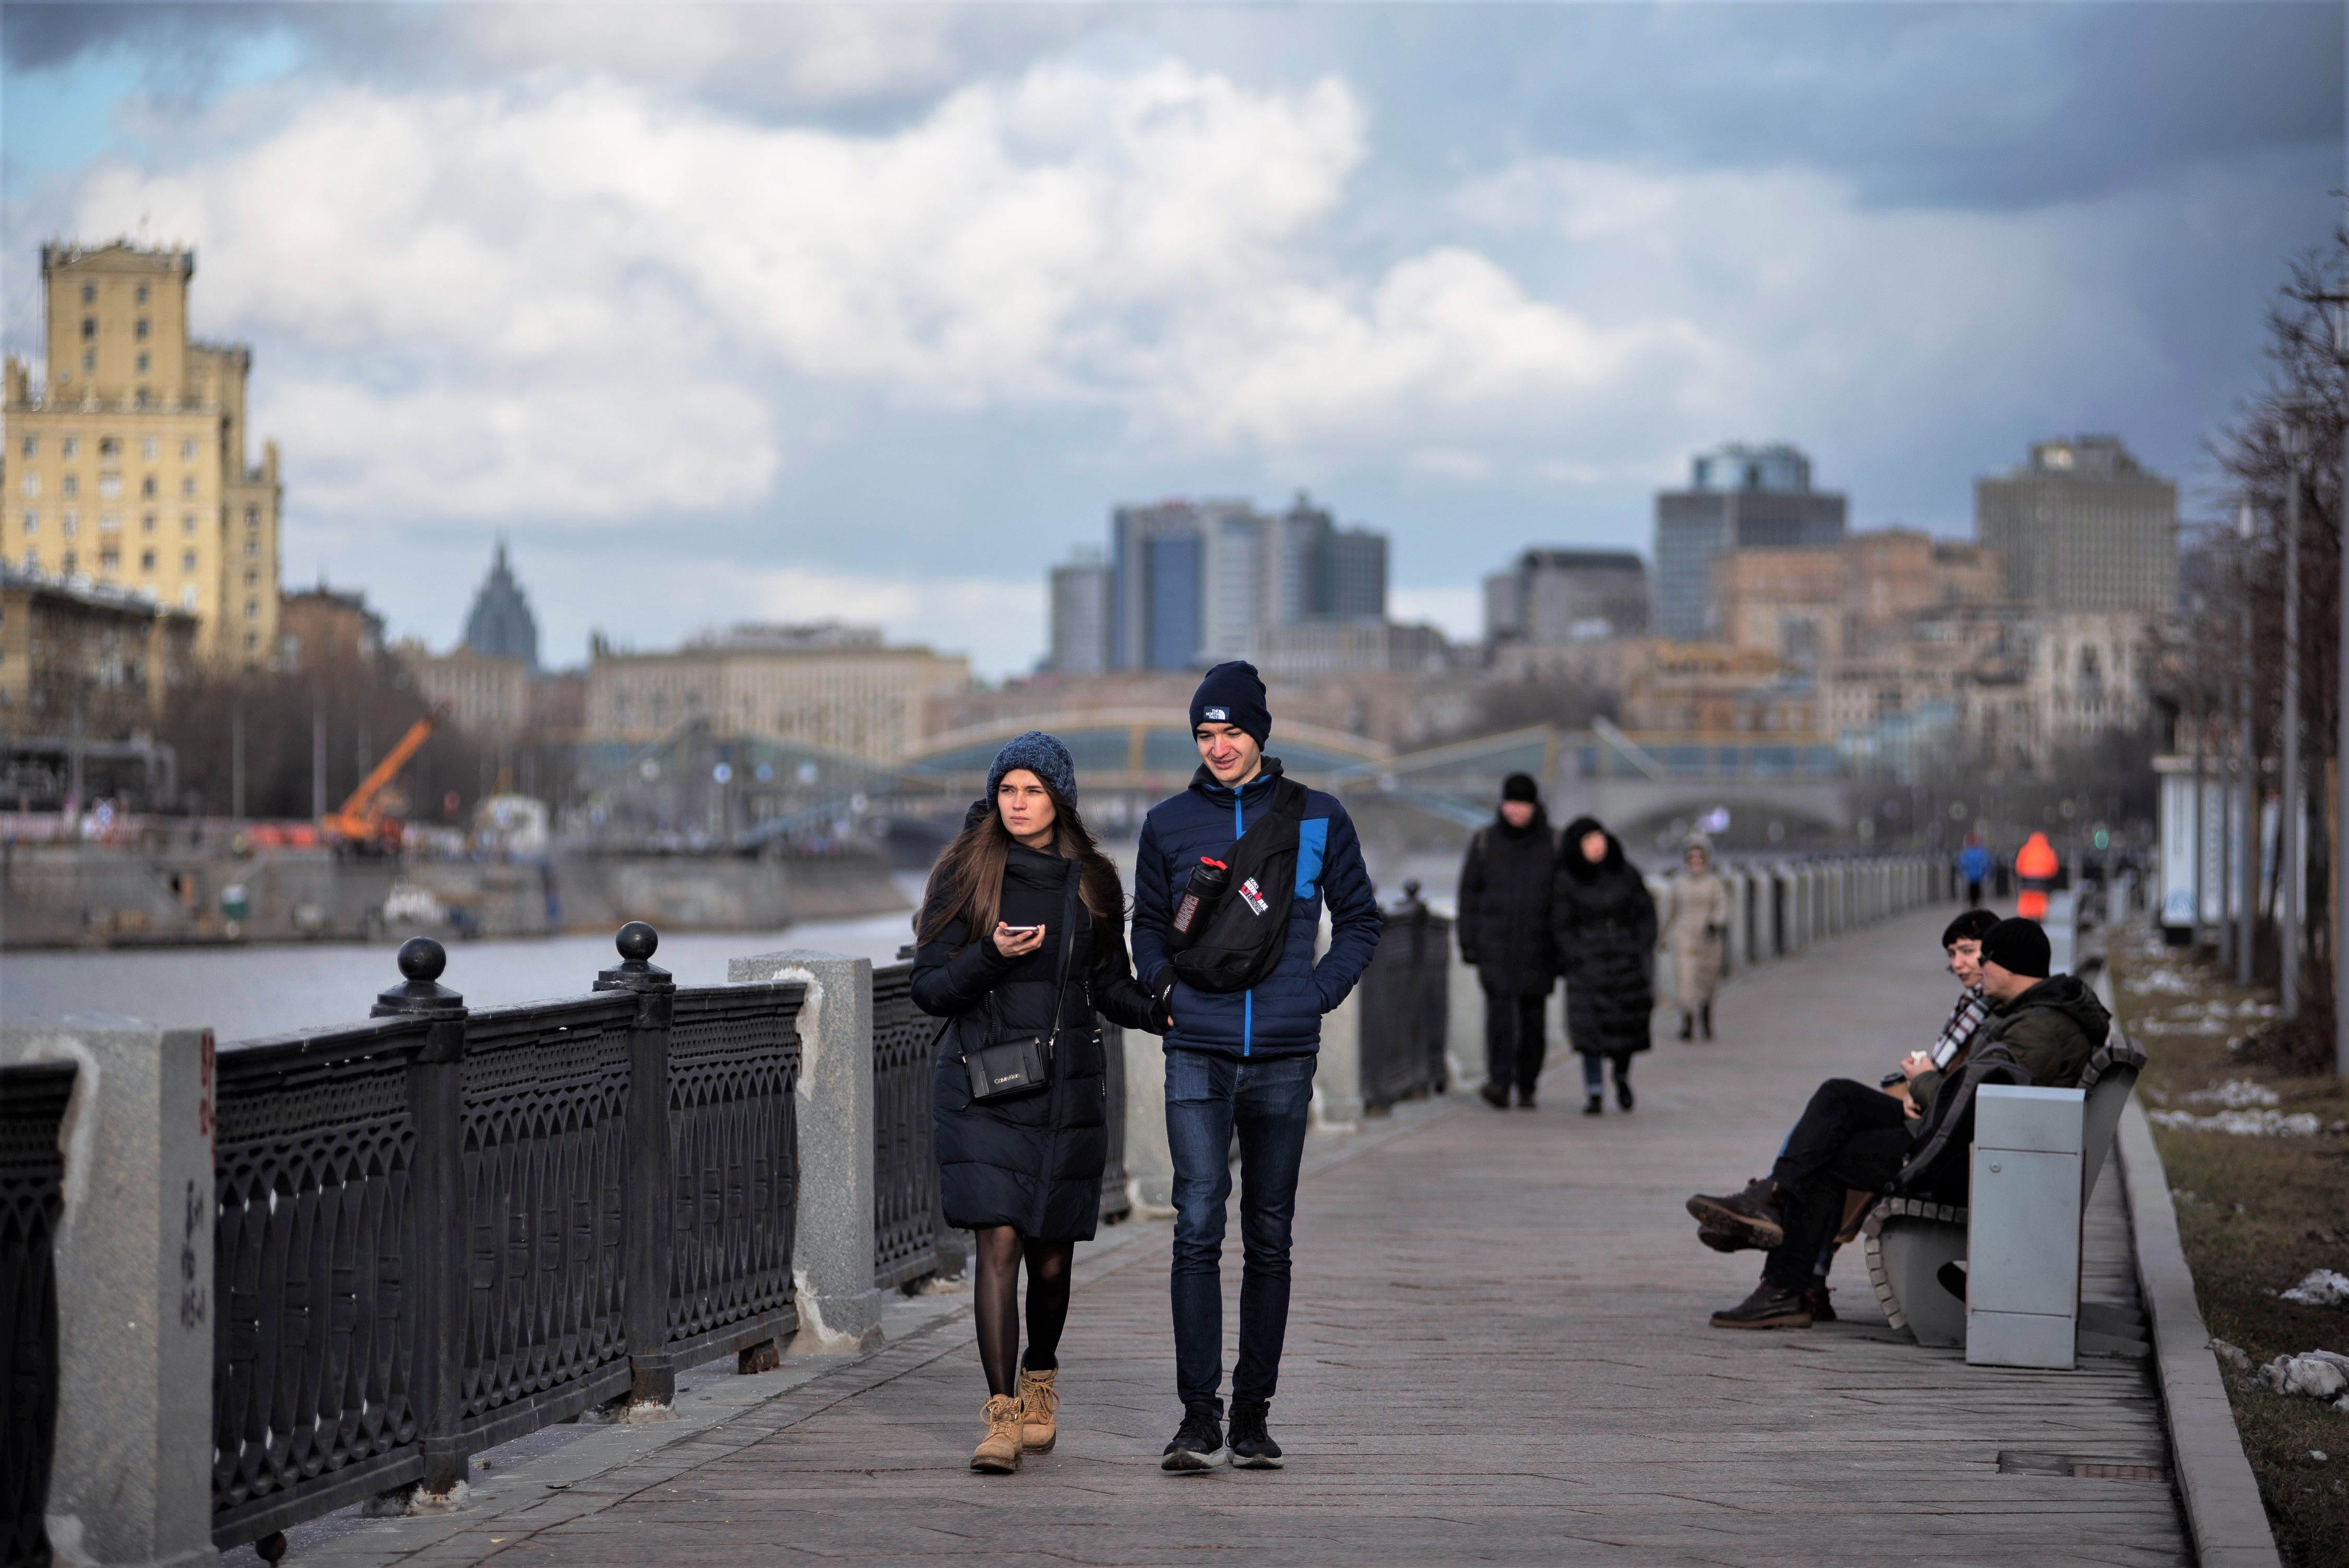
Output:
[1132, 761, 1383, 1059]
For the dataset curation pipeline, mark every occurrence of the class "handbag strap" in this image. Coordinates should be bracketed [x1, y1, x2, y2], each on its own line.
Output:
[958, 863, 1084, 1060]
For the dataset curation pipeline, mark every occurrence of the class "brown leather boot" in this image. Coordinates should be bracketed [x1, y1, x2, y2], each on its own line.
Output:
[1016, 1367, 1060, 1453]
[1685, 1178, 1786, 1248]
[971, 1395, 1023, 1473]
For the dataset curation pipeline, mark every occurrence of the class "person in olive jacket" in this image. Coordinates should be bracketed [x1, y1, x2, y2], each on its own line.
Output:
[1551, 815, 1658, 1114]
[1456, 772, 1559, 1109]
[911, 732, 1165, 1474]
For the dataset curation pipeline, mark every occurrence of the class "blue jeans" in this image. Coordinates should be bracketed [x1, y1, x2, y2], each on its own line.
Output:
[1165, 1048, 1315, 1415]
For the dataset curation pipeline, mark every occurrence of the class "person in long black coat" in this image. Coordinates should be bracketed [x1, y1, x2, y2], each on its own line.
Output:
[1551, 814, 1657, 1115]
[1456, 772, 1559, 1109]
[911, 731, 1162, 1474]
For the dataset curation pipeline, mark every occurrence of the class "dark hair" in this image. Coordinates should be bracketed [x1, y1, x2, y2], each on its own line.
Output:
[917, 775, 1126, 968]
[1941, 908, 2000, 948]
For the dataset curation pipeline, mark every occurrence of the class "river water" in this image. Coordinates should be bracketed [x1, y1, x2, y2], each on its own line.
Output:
[1, 850, 1469, 1044]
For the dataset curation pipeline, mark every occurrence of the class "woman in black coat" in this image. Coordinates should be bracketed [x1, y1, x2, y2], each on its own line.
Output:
[911, 731, 1161, 1474]
[1456, 771, 1558, 1110]
[1551, 814, 1657, 1116]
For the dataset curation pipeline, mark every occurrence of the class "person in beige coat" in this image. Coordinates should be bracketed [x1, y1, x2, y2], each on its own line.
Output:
[1661, 835, 1729, 1040]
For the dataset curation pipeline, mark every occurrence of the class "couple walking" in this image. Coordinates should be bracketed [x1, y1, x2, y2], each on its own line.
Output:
[910, 662, 1382, 1475]
[1457, 777, 1730, 1114]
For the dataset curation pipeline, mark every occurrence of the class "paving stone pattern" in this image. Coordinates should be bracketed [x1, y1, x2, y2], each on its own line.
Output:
[333, 906, 2187, 1566]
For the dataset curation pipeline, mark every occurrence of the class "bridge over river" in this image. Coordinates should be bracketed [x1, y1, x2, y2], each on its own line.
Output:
[267, 904, 2184, 1568]
[898, 714, 1861, 847]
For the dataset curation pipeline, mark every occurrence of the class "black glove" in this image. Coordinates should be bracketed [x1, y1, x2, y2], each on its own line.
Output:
[1150, 966, 1178, 1032]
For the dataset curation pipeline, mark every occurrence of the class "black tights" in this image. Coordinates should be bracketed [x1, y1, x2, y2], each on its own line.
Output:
[972, 1226, 1076, 1398]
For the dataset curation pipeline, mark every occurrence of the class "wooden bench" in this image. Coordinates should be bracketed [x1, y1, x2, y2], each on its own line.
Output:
[1863, 1027, 2145, 1359]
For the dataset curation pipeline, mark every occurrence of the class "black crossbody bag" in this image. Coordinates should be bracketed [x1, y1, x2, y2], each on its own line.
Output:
[959, 874, 1080, 1104]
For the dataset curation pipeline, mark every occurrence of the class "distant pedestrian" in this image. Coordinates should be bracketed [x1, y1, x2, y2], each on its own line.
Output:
[1551, 816, 1658, 1114]
[1131, 661, 1383, 1472]
[1457, 772, 1560, 1109]
[911, 732, 1167, 1474]
[1958, 840, 1991, 908]
[1661, 834, 1729, 1042]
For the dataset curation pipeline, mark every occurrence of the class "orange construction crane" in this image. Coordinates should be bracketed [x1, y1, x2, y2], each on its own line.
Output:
[323, 701, 449, 847]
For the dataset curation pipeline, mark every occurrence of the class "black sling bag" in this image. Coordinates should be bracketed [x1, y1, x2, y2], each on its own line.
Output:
[1171, 772, 1310, 995]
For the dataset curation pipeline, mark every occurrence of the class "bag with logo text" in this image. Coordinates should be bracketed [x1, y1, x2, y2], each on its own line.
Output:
[1171, 773, 1310, 994]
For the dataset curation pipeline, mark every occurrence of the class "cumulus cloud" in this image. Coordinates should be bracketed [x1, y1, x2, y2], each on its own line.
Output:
[57, 57, 1730, 530]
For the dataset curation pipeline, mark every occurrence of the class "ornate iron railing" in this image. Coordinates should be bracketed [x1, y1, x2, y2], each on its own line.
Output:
[212, 1017, 431, 1544]
[1357, 885, 1451, 1112]
[1, 1061, 73, 1568]
[662, 982, 801, 1363]
[456, 994, 637, 1443]
[871, 963, 951, 1289]
[209, 928, 805, 1558]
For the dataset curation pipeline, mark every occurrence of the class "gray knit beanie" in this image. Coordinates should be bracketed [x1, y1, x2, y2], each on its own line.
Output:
[986, 730, 1078, 803]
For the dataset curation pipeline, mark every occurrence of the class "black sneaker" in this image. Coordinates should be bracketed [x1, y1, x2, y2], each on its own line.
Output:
[1160, 1404, 1226, 1472]
[1227, 1401, 1283, 1469]
[1478, 1082, 1510, 1110]
[1583, 1093, 1604, 1115]
[1616, 1079, 1635, 1111]
[1709, 1281, 1813, 1330]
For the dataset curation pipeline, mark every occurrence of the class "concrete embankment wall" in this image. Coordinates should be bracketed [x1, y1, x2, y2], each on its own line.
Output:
[0, 843, 906, 948]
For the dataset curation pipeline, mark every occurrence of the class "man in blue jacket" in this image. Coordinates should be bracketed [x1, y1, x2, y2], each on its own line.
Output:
[1132, 661, 1383, 1474]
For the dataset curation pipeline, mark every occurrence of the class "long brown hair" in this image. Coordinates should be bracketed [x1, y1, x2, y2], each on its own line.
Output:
[917, 776, 1127, 968]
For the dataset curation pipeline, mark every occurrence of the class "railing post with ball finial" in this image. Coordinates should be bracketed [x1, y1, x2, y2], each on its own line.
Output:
[372, 937, 469, 1500]
[595, 922, 679, 1410]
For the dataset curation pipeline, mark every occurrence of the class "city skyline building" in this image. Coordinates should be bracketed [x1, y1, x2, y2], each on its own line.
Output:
[1101, 492, 1391, 671]
[1048, 545, 1111, 675]
[2, 239, 284, 663]
[1653, 442, 1847, 640]
[1973, 435, 2177, 614]
[1484, 549, 1651, 646]
[461, 539, 540, 669]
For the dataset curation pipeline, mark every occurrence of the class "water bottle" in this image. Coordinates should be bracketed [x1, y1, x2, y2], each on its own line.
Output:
[1168, 857, 1231, 949]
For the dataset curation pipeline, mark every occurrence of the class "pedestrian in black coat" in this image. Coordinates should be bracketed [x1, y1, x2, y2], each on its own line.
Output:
[910, 731, 1162, 1474]
[1551, 815, 1657, 1115]
[1457, 772, 1558, 1109]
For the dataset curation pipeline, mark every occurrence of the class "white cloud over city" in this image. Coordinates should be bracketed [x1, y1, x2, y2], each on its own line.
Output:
[2, 5, 2335, 671]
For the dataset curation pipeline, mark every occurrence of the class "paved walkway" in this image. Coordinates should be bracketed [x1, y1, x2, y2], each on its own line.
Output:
[306, 906, 2186, 1566]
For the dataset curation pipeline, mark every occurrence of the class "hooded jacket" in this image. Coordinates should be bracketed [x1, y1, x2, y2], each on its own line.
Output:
[1907, 971, 2110, 1116]
[1550, 818, 1658, 1056]
[1132, 758, 1383, 1059]
[1456, 805, 1559, 997]
[1895, 972, 2111, 1200]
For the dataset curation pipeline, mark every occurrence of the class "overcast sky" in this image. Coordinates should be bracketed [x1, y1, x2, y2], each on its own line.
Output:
[3, 2, 2339, 675]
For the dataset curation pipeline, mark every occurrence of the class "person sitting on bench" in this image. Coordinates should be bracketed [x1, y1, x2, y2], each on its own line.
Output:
[1689, 916, 2109, 1330]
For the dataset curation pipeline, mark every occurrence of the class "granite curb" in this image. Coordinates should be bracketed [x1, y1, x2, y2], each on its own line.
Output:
[2115, 1089, 2284, 1566]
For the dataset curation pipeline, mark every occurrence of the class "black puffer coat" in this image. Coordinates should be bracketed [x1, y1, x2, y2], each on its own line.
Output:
[913, 845, 1160, 1241]
[1456, 809, 1559, 997]
[1550, 818, 1657, 1058]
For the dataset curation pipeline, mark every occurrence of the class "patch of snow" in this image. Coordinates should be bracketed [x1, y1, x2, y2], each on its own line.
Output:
[2281, 1270, 2349, 1308]
[2185, 1079, 2282, 1109]
[2259, 1350, 2349, 1400]
[2149, 1108, 2325, 1136]
[2210, 1338, 2252, 1371]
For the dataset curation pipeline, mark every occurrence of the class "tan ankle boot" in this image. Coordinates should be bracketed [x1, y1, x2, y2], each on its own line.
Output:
[971, 1395, 1023, 1473]
[1016, 1367, 1060, 1453]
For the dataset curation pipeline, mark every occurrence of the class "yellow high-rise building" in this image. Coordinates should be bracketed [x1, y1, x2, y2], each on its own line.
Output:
[2, 240, 283, 664]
